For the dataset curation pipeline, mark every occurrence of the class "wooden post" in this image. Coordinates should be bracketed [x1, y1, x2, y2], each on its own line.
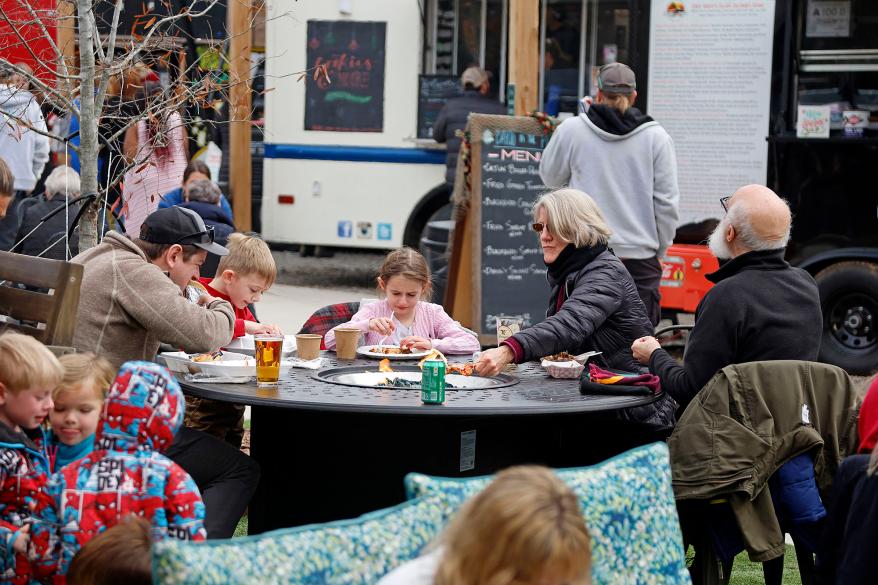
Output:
[228, 0, 253, 231]
[507, 0, 539, 115]
[56, 0, 77, 80]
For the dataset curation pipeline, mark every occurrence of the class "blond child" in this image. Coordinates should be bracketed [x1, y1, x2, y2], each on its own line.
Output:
[324, 247, 479, 354]
[0, 332, 62, 584]
[47, 353, 115, 471]
[191, 232, 279, 444]
[198, 232, 281, 337]
[378, 465, 592, 585]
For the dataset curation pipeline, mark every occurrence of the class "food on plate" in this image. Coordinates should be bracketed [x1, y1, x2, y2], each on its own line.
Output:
[542, 351, 577, 362]
[192, 351, 223, 363]
[369, 345, 413, 355]
[447, 362, 475, 376]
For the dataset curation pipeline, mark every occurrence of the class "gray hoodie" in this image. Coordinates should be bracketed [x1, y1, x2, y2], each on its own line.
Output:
[539, 104, 680, 259]
[0, 84, 49, 191]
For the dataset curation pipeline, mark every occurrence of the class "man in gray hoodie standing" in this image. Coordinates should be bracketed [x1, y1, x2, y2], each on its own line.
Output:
[539, 63, 679, 325]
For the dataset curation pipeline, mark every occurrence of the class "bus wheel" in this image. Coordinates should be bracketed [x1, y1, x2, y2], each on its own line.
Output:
[403, 184, 452, 250]
[816, 261, 878, 375]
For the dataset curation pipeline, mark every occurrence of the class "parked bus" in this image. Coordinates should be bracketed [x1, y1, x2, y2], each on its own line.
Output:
[262, 0, 878, 373]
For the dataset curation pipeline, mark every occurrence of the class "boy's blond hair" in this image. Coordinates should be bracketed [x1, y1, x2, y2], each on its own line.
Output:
[0, 332, 63, 393]
[215, 233, 276, 286]
[55, 353, 115, 401]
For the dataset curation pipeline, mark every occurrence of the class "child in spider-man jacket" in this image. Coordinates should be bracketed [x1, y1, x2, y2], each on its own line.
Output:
[0, 333, 62, 585]
[32, 361, 206, 582]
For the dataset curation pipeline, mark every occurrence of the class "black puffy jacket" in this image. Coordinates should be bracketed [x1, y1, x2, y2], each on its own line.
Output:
[432, 90, 506, 185]
[509, 248, 676, 425]
[511, 249, 652, 371]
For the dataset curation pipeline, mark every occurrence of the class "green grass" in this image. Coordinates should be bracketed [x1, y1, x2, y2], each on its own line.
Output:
[729, 545, 801, 585]
[234, 515, 248, 537]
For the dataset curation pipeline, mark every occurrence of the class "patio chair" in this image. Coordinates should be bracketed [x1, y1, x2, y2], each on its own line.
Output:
[670, 360, 860, 585]
[0, 251, 84, 347]
[298, 301, 360, 348]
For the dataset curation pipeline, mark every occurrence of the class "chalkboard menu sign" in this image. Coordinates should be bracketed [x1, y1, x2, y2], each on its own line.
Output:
[445, 115, 551, 343]
[479, 128, 548, 335]
[417, 75, 463, 139]
[305, 21, 386, 133]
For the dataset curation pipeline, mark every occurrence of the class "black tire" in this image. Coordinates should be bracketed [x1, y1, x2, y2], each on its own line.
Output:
[815, 261, 878, 375]
[403, 184, 452, 250]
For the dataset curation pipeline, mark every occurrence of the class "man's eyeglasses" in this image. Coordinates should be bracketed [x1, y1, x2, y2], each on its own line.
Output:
[720, 196, 731, 213]
[174, 224, 215, 245]
[531, 222, 548, 234]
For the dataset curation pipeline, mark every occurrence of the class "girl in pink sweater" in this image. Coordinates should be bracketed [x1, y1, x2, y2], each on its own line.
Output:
[324, 248, 479, 355]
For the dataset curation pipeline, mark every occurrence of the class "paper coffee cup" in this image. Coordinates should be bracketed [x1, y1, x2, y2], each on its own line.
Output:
[334, 328, 361, 360]
[295, 334, 322, 361]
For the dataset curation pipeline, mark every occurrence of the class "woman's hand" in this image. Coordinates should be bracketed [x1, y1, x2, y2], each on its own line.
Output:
[400, 336, 432, 352]
[475, 346, 514, 377]
[368, 318, 395, 336]
[245, 321, 283, 336]
[631, 336, 661, 365]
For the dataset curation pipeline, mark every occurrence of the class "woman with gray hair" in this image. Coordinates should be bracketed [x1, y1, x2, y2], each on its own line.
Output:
[476, 188, 675, 425]
[13, 165, 82, 260]
[179, 178, 236, 278]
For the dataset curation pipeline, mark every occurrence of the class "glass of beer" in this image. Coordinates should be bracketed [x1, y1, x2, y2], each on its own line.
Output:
[255, 335, 284, 386]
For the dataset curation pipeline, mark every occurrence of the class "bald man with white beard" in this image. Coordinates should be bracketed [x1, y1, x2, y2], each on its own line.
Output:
[631, 184, 822, 411]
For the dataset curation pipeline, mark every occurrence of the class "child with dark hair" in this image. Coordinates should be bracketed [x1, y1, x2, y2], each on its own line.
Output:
[32, 361, 206, 579]
[66, 515, 153, 585]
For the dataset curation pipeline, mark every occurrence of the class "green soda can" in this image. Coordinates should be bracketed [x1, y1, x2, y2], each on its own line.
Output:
[421, 359, 446, 404]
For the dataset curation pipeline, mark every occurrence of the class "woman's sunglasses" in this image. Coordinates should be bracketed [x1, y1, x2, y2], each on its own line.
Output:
[531, 222, 548, 234]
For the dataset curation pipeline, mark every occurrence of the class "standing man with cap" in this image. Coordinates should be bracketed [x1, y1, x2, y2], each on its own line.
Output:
[433, 66, 506, 188]
[540, 62, 680, 325]
[72, 205, 235, 368]
[71, 206, 260, 540]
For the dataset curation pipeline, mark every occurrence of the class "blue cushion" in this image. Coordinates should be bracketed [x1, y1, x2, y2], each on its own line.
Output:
[405, 442, 691, 585]
[152, 496, 452, 585]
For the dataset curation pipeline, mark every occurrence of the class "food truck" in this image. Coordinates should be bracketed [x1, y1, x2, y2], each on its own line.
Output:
[262, 0, 878, 373]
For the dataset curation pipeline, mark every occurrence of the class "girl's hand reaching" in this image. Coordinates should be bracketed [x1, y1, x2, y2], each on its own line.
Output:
[400, 336, 432, 352]
[368, 317, 395, 336]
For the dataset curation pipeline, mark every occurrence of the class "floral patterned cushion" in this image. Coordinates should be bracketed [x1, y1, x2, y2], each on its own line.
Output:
[152, 496, 451, 585]
[405, 442, 690, 585]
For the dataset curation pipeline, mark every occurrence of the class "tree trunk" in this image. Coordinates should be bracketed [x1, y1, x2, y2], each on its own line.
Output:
[75, 0, 99, 250]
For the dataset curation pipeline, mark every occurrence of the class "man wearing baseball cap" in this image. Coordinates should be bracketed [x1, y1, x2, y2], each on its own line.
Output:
[433, 66, 506, 187]
[71, 206, 261, 540]
[72, 205, 235, 368]
[540, 62, 680, 325]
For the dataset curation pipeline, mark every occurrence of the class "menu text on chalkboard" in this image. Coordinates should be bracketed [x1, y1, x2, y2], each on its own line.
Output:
[305, 21, 386, 133]
[417, 75, 463, 139]
[479, 129, 548, 334]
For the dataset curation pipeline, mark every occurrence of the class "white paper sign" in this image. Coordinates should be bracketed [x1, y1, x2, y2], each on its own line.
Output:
[647, 0, 777, 225]
[806, 0, 851, 38]
[796, 105, 831, 138]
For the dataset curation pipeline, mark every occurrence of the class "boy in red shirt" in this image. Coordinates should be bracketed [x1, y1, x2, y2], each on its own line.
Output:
[189, 233, 281, 446]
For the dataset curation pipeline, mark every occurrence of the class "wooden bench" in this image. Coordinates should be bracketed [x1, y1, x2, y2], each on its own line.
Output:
[0, 251, 83, 347]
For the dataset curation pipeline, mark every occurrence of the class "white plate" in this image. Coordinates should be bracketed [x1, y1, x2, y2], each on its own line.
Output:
[223, 334, 297, 357]
[158, 351, 293, 378]
[355, 345, 432, 360]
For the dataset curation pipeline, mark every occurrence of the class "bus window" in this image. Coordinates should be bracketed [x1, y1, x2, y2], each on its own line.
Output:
[541, 2, 583, 115]
[429, 0, 505, 100]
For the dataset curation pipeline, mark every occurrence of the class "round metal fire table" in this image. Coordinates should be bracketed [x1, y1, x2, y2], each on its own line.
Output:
[179, 354, 662, 533]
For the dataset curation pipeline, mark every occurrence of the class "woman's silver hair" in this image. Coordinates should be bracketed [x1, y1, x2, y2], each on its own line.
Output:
[727, 199, 791, 250]
[43, 165, 81, 200]
[186, 179, 221, 204]
[532, 188, 612, 247]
